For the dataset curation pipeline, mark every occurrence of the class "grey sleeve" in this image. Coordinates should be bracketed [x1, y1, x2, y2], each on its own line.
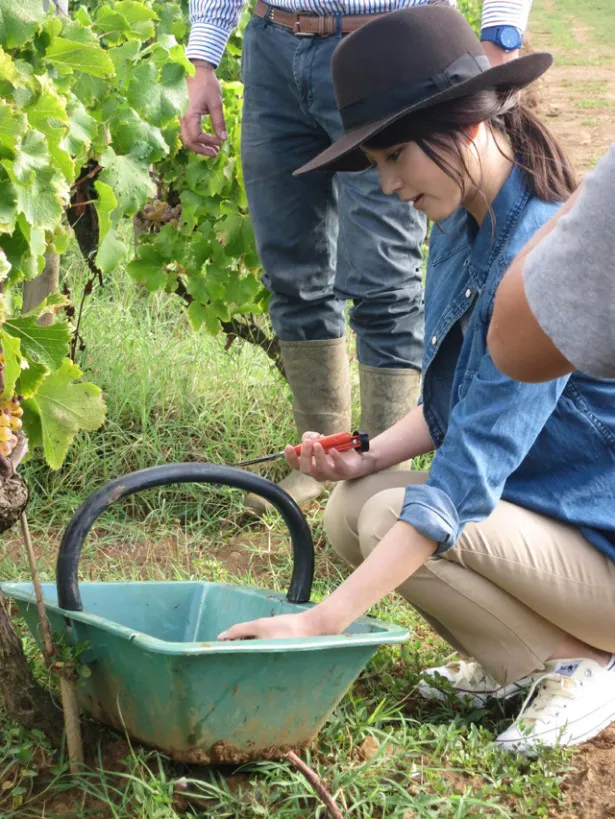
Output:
[523, 144, 615, 379]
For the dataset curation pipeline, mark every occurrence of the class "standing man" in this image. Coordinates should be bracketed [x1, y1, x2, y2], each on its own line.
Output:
[182, 0, 533, 512]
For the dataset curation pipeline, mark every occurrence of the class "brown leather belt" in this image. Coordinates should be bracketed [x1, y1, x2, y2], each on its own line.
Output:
[254, 0, 386, 37]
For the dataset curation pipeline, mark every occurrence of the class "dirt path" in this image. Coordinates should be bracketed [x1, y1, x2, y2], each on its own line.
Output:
[529, 0, 615, 175]
[531, 5, 615, 813]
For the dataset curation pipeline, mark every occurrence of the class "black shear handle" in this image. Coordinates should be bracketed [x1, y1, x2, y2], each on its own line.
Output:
[56, 464, 315, 611]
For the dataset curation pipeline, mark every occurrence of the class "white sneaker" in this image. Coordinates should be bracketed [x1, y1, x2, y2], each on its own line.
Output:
[417, 660, 536, 707]
[496, 658, 615, 755]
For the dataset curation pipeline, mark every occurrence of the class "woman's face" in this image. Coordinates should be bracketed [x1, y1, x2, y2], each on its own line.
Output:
[363, 139, 467, 222]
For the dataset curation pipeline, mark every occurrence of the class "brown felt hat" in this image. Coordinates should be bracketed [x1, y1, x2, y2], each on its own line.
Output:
[295, 5, 552, 175]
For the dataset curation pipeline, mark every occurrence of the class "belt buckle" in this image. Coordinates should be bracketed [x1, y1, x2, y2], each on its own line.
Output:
[294, 18, 314, 36]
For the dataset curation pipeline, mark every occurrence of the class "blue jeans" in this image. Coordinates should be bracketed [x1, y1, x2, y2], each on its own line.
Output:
[240, 15, 426, 369]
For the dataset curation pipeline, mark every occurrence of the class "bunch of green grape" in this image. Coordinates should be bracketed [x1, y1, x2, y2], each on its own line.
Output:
[0, 350, 23, 459]
[135, 199, 182, 233]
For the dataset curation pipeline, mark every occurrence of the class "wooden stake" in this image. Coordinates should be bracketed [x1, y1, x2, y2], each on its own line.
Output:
[20, 513, 84, 772]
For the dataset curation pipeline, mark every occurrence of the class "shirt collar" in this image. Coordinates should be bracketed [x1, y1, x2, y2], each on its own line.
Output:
[467, 163, 532, 274]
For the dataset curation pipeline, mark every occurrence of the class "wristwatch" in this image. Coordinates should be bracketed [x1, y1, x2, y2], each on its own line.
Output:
[480, 25, 523, 52]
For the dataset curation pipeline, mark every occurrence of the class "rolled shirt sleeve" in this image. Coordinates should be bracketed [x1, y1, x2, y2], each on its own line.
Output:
[187, 0, 245, 66]
[399, 351, 568, 554]
[481, 0, 533, 32]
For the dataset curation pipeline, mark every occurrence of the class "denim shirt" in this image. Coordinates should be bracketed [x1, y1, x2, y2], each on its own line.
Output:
[399, 165, 615, 563]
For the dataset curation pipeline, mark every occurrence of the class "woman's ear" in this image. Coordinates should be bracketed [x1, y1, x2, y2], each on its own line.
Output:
[464, 123, 481, 143]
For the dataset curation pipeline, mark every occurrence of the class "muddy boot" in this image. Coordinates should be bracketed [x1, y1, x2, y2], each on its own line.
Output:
[245, 338, 351, 516]
[359, 364, 421, 468]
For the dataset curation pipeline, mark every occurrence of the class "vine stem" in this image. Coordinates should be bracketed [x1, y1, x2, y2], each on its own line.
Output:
[70, 273, 96, 361]
[20, 513, 84, 772]
[284, 751, 344, 819]
[70, 165, 102, 191]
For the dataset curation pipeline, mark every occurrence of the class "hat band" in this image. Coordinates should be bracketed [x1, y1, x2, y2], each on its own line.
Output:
[339, 52, 491, 132]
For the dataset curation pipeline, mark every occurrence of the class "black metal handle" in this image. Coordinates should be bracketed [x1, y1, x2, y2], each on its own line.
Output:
[56, 463, 315, 611]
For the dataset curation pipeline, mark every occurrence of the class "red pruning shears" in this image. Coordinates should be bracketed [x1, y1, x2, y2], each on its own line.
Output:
[233, 430, 370, 467]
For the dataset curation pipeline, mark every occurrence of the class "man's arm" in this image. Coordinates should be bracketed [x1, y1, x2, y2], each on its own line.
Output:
[489, 144, 615, 382]
[480, 0, 533, 65]
[488, 191, 580, 382]
[182, 0, 245, 156]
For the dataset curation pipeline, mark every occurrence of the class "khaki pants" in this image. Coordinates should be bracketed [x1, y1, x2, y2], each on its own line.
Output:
[324, 471, 615, 684]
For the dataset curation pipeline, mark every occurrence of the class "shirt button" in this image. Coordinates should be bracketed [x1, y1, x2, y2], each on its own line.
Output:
[431, 336, 437, 345]
[465, 289, 472, 298]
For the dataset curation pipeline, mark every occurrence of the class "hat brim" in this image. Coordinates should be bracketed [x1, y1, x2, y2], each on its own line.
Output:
[294, 52, 552, 175]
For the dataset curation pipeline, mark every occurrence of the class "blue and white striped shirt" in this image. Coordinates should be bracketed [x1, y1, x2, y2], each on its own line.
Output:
[187, 0, 533, 66]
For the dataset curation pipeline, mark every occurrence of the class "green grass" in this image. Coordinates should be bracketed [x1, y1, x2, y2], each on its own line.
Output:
[0, 242, 574, 817]
[539, 0, 615, 50]
[531, 0, 615, 62]
[574, 98, 611, 109]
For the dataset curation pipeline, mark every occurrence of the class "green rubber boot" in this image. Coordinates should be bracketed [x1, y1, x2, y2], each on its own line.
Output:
[245, 338, 352, 516]
[359, 364, 422, 468]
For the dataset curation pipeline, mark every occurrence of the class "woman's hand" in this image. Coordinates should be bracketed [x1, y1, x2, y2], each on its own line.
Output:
[218, 609, 333, 641]
[284, 432, 375, 482]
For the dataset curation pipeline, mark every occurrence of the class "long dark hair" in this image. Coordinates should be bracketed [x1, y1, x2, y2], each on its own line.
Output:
[364, 89, 578, 203]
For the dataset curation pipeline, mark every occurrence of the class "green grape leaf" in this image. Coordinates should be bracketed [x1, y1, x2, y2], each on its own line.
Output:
[0, 46, 16, 82]
[12, 129, 48, 181]
[25, 81, 68, 138]
[127, 61, 186, 127]
[25, 359, 106, 469]
[95, 230, 127, 276]
[0, 0, 46, 50]
[187, 301, 221, 334]
[107, 40, 140, 79]
[14, 168, 66, 230]
[110, 107, 169, 163]
[126, 244, 166, 291]
[99, 146, 155, 217]
[63, 98, 97, 156]
[17, 214, 45, 260]
[61, 19, 98, 45]
[94, 180, 117, 240]
[46, 38, 115, 79]
[165, 44, 194, 75]
[0, 166, 17, 234]
[22, 291, 69, 318]
[155, 4, 185, 40]
[0, 100, 23, 156]
[0, 329, 22, 399]
[227, 273, 262, 308]
[179, 190, 205, 233]
[185, 273, 209, 304]
[151, 224, 180, 261]
[3, 316, 71, 370]
[93, 7, 131, 44]
[16, 358, 47, 399]
[21, 399, 42, 449]
[71, 72, 107, 108]
[73, 7, 93, 28]
[49, 141, 75, 183]
[0, 248, 10, 281]
[114, 1, 157, 40]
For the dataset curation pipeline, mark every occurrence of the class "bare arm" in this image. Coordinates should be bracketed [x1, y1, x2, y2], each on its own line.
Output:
[219, 521, 436, 640]
[285, 403, 434, 483]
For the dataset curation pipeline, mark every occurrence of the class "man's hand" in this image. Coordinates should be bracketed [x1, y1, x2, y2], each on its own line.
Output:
[481, 41, 519, 66]
[181, 61, 228, 157]
[218, 610, 331, 641]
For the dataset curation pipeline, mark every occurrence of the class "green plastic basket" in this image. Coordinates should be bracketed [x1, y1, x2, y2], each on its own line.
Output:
[2, 464, 408, 763]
